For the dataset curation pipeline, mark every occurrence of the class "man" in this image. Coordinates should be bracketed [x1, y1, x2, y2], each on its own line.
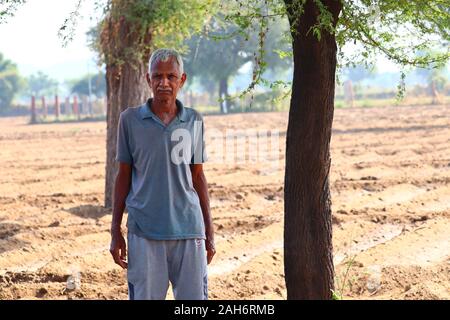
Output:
[109, 48, 215, 300]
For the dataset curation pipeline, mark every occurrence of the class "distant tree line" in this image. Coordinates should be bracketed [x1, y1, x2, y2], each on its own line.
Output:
[0, 52, 106, 111]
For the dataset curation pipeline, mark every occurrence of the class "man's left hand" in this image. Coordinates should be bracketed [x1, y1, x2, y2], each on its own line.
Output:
[206, 238, 216, 265]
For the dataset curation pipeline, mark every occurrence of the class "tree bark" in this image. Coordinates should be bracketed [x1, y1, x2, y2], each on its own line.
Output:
[283, 0, 341, 299]
[102, 14, 151, 208]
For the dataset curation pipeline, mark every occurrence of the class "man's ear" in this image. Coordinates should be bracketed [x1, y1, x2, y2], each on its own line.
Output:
[146, 72, 151, 86]
[180, 73, 187, 88]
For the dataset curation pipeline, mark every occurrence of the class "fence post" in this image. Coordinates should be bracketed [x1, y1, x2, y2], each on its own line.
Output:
[82, 95, 88, 116]
[73, 96, 80, 120]
[88, 95, 93, 115]
[64, 97, 70, 115]
[55, 95, 60, 119]
[30, 96, 37, 124]
[344, 80, 354, 108]
[42, 96, 47, 118]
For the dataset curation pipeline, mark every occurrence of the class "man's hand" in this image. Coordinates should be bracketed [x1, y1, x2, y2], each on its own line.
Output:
[206, 238, 216, 265]
[110, 229, 128, 269]
[110, 162, 131, 269]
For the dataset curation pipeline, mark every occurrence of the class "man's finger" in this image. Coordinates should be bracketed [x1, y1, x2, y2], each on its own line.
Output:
[111, 248, 127, 269]
[114, 255, 128, 269]
[119, 246, 128, 269]
[120, 245, 127, 260]
[207, 249, 215, 264]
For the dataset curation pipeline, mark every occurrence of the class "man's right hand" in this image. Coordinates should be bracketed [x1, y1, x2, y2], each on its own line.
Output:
[110, 229, 128, 269]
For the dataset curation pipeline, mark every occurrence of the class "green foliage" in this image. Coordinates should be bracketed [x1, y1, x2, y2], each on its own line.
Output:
[337, 0, 450, 70]
[0, 0, 26, 24]
[309, 0, 336, 40]
[0, 52, 22, 109]
[92, 0, 218, 68]
[183, 11, 291, 110]
[224, 0, 450, 98]
[396, 70, 406, 100]
[26, 71, 58, 97]
[415, 63, 448, 91]
[58, 0, 84, 47]
[69, 71, 106, 97]
[331, 289, 342, 300]
[184, 14, 253, 86]
[334, 100, 344, 109]
[248, 88, 290, 111]
[333, 256, 356, 300]
[221, 0, 292, 95]
[2, 0, 449, 103]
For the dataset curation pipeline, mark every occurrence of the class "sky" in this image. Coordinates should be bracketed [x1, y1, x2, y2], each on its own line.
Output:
[0, 0, 104, 83]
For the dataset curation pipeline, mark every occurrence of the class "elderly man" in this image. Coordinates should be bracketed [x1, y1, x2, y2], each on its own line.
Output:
[109, 48, 215, 300]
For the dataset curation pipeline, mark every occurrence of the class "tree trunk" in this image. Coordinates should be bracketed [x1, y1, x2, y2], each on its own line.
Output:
[283, 0, 341, 299]
[102, 14, 151, 208]
[224, 79, 230, 111]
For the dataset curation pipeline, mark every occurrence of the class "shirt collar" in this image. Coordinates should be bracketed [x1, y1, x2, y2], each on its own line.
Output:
[140, 98, 187, 122]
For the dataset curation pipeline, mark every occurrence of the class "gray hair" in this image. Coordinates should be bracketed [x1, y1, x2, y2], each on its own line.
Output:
[148, 48, 184, 75]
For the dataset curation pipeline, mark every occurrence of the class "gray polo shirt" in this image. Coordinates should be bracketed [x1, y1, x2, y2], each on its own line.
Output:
[116, 98, 207, 240]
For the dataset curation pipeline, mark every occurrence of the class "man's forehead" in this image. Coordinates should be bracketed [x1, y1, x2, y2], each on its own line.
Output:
[151, 57, 180, 73]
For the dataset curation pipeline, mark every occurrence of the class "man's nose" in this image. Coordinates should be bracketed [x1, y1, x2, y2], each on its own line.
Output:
[160, 77, 169, 87]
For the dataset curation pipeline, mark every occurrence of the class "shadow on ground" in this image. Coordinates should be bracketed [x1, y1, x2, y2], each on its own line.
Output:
[0, 222, 30, 254]
[65, 205, 110, 220]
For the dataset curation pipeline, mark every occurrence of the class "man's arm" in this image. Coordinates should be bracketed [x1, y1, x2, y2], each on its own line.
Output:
[190, 163, 215, 264]
[110, 162, 132, 269]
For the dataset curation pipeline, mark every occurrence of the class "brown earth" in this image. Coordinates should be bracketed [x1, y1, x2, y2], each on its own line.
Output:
[0, 104, 449, 300]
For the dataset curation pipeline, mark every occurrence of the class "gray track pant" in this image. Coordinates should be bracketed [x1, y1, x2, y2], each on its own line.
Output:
[127, 233, 208, 300]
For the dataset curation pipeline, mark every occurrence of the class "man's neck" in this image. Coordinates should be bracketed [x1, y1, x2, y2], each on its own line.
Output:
[151, 98, 177, 115]
[150, 98, 178, 125]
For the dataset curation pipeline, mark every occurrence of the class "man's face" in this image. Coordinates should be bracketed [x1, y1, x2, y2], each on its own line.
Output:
[146, 57, 186, 104]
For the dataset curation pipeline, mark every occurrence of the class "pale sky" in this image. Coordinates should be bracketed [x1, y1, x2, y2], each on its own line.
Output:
[0, 0, 104, 82]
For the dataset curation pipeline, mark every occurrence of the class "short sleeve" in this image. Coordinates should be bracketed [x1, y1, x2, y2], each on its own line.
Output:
[191, 115, 208, 164]
[115, 111, 133, 164]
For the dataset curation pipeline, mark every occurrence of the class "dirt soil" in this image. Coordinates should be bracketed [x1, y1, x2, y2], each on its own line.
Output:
[0, 104, 449, 300]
